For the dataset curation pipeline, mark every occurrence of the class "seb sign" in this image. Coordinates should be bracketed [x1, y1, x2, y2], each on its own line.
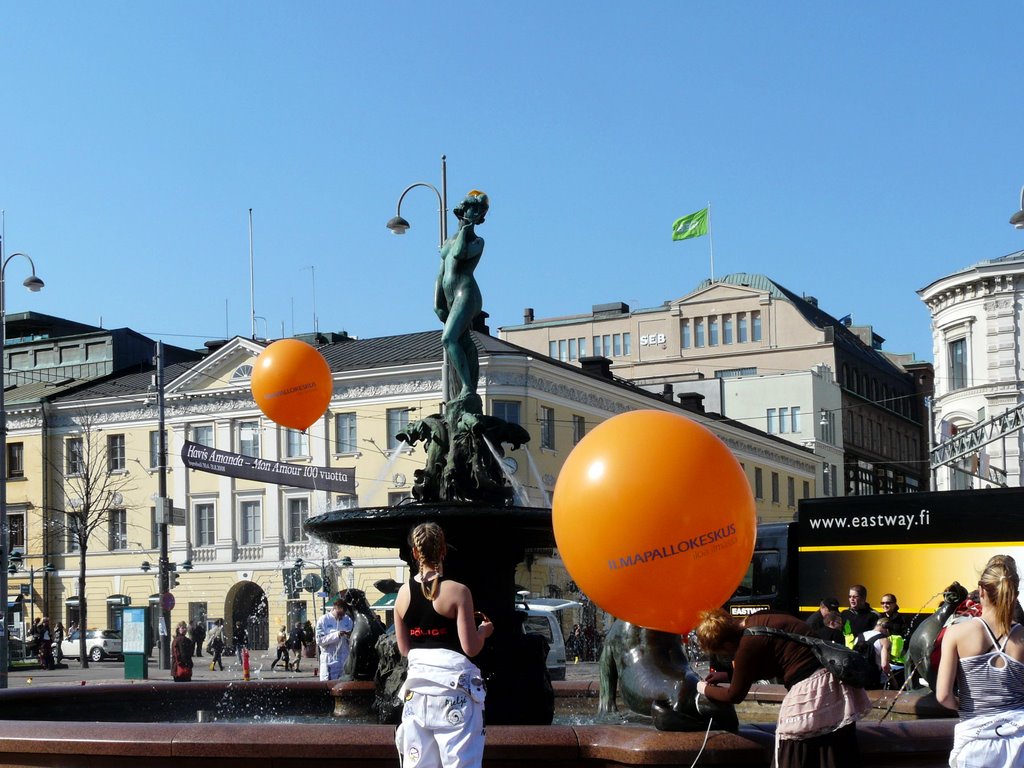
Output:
[639, 333, 666, 346]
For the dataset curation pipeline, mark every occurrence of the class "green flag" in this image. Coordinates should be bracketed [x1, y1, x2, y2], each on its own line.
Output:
[672, 207, 708, 241]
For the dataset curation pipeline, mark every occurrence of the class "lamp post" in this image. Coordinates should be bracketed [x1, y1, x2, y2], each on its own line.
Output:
[7, 554, 54, 626]
[0, 247, 44, 689]
[1010, 186, 1024, 230]
[387, 155, 451, 402]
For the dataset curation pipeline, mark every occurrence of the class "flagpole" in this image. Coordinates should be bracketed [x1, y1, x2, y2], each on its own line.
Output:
[707, 201, 715, 282]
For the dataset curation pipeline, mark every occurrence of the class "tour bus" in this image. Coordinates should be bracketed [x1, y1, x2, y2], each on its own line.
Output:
[725, 487, 1024, 623]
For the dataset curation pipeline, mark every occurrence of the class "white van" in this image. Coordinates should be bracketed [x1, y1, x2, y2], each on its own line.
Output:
[517, 596, 579, 682]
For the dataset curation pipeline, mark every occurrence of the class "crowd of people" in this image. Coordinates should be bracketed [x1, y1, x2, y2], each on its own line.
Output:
[694, 556, 1023, 768]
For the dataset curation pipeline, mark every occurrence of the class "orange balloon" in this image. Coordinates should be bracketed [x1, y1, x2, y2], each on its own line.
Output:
[552, 410, 755, 634]
[250, 339, 333, 431]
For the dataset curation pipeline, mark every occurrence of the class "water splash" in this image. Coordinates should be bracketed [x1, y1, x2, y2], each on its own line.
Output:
[524, 449, 552, 507]
[359, 442, 412, 504]
[483, 437, 531, 506]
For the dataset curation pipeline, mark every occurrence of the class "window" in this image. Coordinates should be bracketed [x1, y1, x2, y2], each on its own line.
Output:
[492, 400, 521, 425]
[568, 338, 577, 361]
[791, 407, 801, 434]
[67, 514, 81, 552]
[771, 472, 780, 504]
[388, 491, 413, 506]
[592, 336, 600, 356]
[192, 424, 214, 448]
[708, 317, 719, 346]
[681, 320, 691, 349]
[548, 340, 557, 358]
[66, 437, 84, 475]
[787, 477, 796, 508]
[108, 509, 127, 550]
[336, 495, 359, 509]
[195, 503, 215, 547]
[558, 339, 567, 361]
[7, 443, 24, 479]
[723, 315, 733, 344]
[622, 333, 631, 356]
[572, 415, 586, 445]
[948, 338, 967, 390]
[766, 409, 776, 434]
[335, 412, 357, 453]
[238, 421, 260, 458]
[778, 407, 789, 434]
[612, 334, 622, 357]
[149, 429, 168, 468]
[8, 511, 25, 551]
[285, 429, 308, 458]
[240, 499, 262, 545]
[286, 497, 308, 543]
[602, 335, 611, 357]
[754, 468, 764, 499]
[737, 313, 748, 343]
[802, 481, 810, 500]
[694, 318, 705, 347]
[577, 337, 587, 357]
[386, 408, 410, 450]
[752, 311, 762, 342]
[107, 434, 126, 472]
[540, 406, 555, 450]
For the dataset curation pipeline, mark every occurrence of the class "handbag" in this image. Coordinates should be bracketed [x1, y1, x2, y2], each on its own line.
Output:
[743, 625, 872, 688]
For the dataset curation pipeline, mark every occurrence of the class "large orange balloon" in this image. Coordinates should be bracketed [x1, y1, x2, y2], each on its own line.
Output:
[552, 410, 755, 634]
[250, 339, 333, 431]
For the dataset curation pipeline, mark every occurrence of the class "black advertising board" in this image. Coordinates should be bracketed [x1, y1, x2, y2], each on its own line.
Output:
[181, 440, 355, 495]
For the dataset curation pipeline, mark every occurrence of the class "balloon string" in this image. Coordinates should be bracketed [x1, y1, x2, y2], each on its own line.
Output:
[689, 717, 713, 768]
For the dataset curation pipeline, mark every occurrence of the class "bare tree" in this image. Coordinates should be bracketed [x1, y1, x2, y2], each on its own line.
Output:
[43, 414, 136, 668]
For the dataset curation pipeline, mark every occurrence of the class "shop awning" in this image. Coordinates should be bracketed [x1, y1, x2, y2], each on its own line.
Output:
[65, 597, 80, 606]
[371, 593, 397, 609]
[106, 594, 131, 606]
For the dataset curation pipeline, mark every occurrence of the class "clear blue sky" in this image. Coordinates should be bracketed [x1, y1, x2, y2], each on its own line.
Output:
[3, 3, 1022, 362]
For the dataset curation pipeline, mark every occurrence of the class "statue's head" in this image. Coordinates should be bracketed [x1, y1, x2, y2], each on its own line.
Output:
[454, 190, 489, 224]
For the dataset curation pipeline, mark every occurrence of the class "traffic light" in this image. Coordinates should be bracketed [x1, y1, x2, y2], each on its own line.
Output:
[170, 571, 180, 590]
[282, 567, 301, 599]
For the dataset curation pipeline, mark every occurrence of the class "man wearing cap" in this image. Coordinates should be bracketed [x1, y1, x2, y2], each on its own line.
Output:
[805, 597, 840, 632]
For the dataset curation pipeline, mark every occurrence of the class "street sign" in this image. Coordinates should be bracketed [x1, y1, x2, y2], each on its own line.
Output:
[302, 574, 323, 593]
[19, 585, 29, 596]
[161, 592, 176, 611]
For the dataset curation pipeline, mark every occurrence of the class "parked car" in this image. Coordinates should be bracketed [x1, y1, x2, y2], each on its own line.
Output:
[516, 596, 579, 682]
[60, 629, 123, 662]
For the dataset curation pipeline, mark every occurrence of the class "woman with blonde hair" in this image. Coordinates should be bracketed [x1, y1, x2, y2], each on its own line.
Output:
[394, 522, 494, 768]
[694, 608, 870, 767]
[936, 555, 1024, 766]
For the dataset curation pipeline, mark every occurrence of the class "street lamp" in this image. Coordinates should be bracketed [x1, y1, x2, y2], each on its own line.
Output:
[387, 155, 452, 402]
[0, 248, 44, 689]
[6, 554, 54, 626]
[1011, 186, 1024, 230]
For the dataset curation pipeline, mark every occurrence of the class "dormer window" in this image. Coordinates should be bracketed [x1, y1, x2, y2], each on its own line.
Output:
[232, 364, 254, 381]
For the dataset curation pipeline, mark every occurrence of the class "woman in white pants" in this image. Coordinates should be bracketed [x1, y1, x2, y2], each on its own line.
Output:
[394, 523, 494, 768]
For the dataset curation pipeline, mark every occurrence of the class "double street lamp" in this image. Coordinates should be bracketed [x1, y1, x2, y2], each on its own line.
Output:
[0, 248, 44, 689]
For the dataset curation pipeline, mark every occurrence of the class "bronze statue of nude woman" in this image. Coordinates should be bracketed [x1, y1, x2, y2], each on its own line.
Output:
[435, 190, 488, 402]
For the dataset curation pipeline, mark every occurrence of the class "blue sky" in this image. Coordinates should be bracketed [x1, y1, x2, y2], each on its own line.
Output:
[2, 3, 1022, 362]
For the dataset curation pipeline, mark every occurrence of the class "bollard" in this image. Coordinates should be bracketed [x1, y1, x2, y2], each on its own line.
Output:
[242, 647, 250, 681]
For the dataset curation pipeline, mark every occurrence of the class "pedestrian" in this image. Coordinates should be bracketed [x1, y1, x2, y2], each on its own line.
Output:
[271, 625, 291, 671]
[316, 599, 353, 681]
[395, 522, 493, 768]
[695, 609, 870, 767]
[191, 619, 206, 658]
[813, 611, 845, 645]
[936, 554, 1024, 766]
[52, 622, 65, 665]
[206, 619, 225, 671]
[840, 584, 879, 638]
[233, 620, 247, 661]
[171, 621, 194, 682]
[806, 597, 840, 632]
[301, 620, 316, 672]
[288, 622, 304, 672]
[37, 617, 55, 670]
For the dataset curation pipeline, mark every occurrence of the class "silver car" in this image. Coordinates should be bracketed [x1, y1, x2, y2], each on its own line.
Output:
[60, 629, 123, 662]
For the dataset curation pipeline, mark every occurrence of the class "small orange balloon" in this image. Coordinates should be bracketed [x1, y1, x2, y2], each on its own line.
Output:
[250, 339, 333, 431]
[552, 410, 756, 634]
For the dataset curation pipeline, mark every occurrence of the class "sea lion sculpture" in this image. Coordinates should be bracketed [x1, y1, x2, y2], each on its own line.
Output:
[342, 589, 387, 680]
[598, 619, 738, 732]
[906, 581, 969, 690]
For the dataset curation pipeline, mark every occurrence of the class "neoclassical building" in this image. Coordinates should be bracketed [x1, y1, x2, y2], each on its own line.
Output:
[7, 321, 815, 651]
[918, 249, 1024, 489]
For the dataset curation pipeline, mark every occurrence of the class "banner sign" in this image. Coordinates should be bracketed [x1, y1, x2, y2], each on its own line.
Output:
[181, 440, 355, 494]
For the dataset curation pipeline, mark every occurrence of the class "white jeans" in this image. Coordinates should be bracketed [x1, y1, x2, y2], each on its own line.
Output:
[396, 688, 485, 768]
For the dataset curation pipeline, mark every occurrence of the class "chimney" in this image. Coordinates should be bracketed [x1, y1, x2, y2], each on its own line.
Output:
[579, 355, 613, 379]
[677, 392, 706, 414]
[523, 307, 534, 324]
[472, 311, 490, 335]
[661, 383, 675, 402]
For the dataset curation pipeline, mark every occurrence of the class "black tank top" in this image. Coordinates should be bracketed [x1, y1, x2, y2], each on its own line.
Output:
[404, 575, 464, 654]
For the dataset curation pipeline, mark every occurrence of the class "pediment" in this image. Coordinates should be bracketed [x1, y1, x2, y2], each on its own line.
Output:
[671, 281, 767, 307]
[165, 337, 267, 398]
